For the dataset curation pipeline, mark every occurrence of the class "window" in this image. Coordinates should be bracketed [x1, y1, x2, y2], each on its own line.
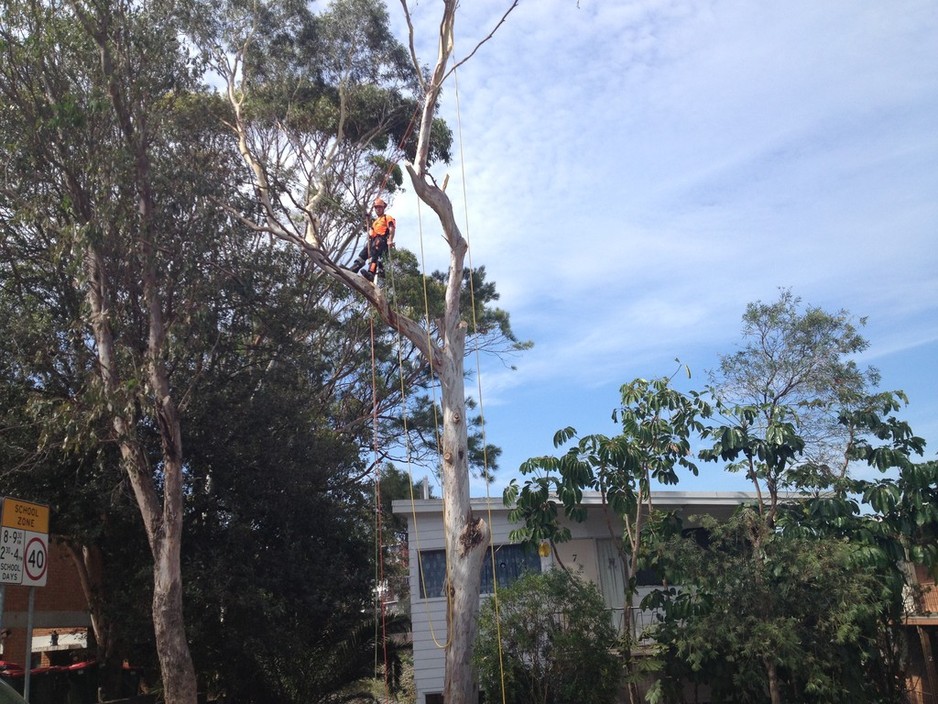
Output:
[418, 544, 541, 599]
[633, 566, 663, 587]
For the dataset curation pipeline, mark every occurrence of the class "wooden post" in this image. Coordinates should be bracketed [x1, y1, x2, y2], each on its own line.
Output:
[918, 626, 938, 704]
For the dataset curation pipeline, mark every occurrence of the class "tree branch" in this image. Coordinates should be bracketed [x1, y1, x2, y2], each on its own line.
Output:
[443, 1, 521, 82]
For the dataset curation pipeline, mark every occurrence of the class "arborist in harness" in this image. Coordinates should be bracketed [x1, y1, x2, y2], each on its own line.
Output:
[348, 197, 396, 282]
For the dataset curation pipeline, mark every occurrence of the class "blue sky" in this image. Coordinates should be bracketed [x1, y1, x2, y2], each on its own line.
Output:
[386, 0, 938, 496]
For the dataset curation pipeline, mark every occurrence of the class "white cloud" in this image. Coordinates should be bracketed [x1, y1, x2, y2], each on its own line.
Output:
[387, 0, 938, 490]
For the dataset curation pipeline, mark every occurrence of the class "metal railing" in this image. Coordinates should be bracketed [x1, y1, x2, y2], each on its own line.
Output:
[607, 607, 658, 646]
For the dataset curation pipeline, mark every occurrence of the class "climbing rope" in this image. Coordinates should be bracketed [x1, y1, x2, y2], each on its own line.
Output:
[368, 317, 391, 697]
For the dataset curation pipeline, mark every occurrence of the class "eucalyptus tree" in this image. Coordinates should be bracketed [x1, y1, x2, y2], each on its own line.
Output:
[711, 288, 879, 487]
[202, 1, 525, 701]
[0, 0, 234, 697]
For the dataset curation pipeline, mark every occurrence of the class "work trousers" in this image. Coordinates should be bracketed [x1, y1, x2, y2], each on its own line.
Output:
[356, 235, 389, 272]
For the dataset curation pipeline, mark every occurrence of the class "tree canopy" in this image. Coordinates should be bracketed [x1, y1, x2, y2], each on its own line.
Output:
[0, 0, 524, 700]
[507, 294, 936, 704]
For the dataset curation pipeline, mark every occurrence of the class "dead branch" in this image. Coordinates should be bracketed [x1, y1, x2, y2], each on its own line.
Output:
[444, 1, 521, 82]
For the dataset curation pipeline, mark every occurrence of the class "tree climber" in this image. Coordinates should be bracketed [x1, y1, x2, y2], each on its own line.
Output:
[348, 197, 396, 282]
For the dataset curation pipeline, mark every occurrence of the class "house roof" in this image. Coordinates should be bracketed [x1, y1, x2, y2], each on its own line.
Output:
[392, 490, 803, 515]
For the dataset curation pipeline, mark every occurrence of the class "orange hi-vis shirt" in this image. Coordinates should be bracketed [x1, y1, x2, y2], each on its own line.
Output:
[370, 214, 395, 238]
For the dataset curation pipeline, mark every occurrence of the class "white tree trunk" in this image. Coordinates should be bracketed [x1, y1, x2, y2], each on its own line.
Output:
[405, 5, 493, 699]
[437, 322, 490, 704]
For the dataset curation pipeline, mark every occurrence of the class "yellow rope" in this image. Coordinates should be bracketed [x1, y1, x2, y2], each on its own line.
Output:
[368, 317, 392, 699]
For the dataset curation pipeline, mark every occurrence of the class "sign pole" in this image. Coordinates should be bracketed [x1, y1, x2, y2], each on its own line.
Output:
[0, 497, 50, 703]
[24, 586, 35, 703]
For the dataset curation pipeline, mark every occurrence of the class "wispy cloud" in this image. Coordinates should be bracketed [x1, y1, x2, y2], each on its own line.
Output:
[389, 0, 938, 491]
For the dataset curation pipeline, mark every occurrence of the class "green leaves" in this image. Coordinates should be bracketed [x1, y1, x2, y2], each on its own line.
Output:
[864, 482, 901, 514]
[552, 425, 577, 447]
[645, 511, 909, 703]
[474, 569, 623, 704]
[505, 369, 711, 669]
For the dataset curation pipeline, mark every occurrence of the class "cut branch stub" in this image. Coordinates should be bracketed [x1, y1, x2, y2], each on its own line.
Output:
[459, 514, 486, 556]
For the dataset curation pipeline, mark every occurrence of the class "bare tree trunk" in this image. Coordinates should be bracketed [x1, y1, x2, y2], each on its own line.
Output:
[62, 542, 119, 698]
[403, 5, 493, 700]
[63, 542, 110, 662]
[437, 324, 489, 704]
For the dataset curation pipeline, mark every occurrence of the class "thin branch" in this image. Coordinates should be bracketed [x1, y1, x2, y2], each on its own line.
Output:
[397, 0, 426, 93]
[443, 1, 521, 82]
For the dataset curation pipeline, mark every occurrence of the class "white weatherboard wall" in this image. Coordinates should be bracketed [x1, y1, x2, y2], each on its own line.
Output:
[395, 498, 532, 704]
[393, 492, 768, 704]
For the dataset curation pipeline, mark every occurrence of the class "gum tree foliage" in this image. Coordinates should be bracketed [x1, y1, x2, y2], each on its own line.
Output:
[474, 569, 622, 704]
[200, 0, 527, 701]
[710, 288, 880, 487]
[692, 294, 908, 647]
[182, 0, 453, 259]
[2, 2, 516, 702]
[185, 0, 527, 486]
[0, 0, 227, 698]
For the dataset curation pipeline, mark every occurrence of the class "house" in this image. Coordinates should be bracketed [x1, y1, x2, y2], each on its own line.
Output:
[392, 491, 762, 704]
[904, 563, 938, 704]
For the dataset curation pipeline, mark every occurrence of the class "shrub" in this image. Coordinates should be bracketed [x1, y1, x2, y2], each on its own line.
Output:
[474, 568, 622, 704]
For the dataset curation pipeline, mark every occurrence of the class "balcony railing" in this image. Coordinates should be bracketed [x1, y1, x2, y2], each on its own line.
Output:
[608, 607, 658, 646]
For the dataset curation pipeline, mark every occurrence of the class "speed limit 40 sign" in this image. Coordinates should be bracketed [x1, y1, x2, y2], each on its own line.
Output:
[1, 497, 49, 587]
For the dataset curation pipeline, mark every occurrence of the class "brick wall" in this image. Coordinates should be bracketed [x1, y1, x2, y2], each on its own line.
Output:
[1, 539, 91, 667]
